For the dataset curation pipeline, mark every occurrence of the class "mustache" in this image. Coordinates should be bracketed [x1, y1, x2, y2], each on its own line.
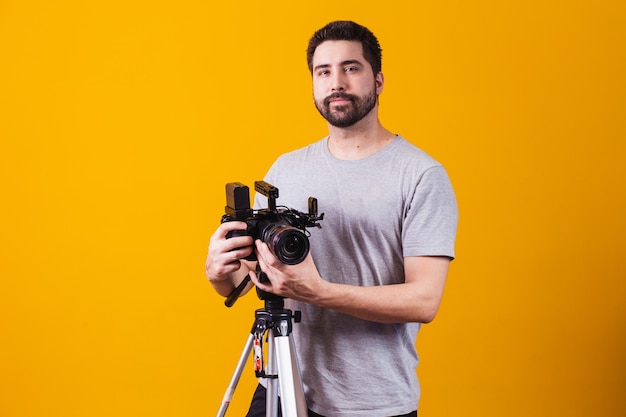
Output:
[324, 92, 357, 107]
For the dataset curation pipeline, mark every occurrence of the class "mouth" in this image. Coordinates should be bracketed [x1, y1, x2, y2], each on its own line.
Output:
[326, 94, 353, 107]
[329, 98, 351, 106]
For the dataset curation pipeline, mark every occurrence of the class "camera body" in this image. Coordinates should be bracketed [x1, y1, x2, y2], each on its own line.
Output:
[221, 181, 323, 265]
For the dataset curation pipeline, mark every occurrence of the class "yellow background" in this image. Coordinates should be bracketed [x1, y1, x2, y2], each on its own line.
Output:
[1, 1, 624, 416]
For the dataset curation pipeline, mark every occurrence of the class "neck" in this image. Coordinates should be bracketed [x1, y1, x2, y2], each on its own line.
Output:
[327, 119, 396, 160]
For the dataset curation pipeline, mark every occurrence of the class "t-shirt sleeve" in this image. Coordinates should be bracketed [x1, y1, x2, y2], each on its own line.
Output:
[402, 165, 458, 259]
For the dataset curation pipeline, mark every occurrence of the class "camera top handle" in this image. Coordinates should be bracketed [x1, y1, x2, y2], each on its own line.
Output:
[255, 181, 279, 212]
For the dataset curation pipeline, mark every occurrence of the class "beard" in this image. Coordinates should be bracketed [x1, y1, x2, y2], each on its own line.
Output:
[315, 88, 378, 128]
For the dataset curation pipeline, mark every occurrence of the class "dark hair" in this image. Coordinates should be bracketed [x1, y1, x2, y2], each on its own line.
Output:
[306, 21, 382, 75]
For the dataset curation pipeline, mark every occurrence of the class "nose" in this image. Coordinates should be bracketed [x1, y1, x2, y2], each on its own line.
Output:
[331, 71, 346, 92]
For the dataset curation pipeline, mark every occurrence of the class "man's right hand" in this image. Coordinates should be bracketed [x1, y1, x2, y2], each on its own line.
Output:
[205, 221, 254, 296]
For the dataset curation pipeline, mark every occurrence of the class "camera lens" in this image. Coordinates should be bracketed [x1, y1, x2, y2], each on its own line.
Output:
[265, 225, 310, 265]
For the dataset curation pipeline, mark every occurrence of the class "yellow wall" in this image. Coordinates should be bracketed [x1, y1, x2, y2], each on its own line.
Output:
[1, 1, 624, 416]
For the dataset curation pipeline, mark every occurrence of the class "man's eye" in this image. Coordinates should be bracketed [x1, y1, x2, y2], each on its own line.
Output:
[345, 66, 358, 72]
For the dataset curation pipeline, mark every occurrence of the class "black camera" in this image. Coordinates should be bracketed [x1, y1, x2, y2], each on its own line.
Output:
[221, 181, 323, 265]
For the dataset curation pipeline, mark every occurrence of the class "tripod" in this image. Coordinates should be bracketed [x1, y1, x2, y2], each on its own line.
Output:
[217, 274, 308, 417]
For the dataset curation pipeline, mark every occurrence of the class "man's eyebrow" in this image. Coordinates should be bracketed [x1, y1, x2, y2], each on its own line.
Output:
[313, 59, 364, 72]
[341, 59, 364, 67]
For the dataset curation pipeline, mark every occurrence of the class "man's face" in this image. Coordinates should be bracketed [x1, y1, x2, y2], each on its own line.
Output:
[311, 40, 383, 128]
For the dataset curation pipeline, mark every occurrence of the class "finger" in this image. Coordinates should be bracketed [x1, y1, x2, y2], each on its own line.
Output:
[224, 236, 254, 254]
[248, 269, 258, 285]
[218, 220, 248, 237]
[255, 240, 278, 266]
[254, 240, 268, 266]
[249, 269, 269, 290]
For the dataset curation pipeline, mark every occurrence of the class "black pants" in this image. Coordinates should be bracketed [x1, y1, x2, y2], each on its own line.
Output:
[245, 384, 417, 417]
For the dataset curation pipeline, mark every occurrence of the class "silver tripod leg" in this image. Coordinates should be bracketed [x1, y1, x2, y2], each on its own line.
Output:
[266, 333, 279, 417]
[273, 332, 308, 417]
[289, 333, 307, 415]
[216, 334, 255, 417]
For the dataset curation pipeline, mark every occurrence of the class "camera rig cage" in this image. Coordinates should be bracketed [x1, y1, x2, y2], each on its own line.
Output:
[224, 180, 323, 231]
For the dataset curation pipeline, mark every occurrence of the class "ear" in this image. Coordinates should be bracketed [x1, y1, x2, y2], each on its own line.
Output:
[375, 72, 384, 95]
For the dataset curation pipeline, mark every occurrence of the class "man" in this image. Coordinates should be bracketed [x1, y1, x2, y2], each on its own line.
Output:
[206, 20, 458, 417]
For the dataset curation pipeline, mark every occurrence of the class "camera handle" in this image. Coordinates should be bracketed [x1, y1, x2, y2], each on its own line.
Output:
[224, 274, 251, 308]
[225, 262, 272, 308]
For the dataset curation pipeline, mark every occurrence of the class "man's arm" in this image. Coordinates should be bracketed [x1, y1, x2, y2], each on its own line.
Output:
[317, 256, 450, 323]
[250, 240, 450, 324]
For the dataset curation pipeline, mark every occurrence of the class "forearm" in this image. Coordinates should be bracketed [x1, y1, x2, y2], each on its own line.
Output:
[208, 273, 237, 297]
[251, 243, 450, 324]
[207, 265, 253, 298]
[311, 280, 443, 324]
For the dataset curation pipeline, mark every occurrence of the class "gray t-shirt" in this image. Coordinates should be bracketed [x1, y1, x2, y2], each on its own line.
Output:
[254, 135, 458, 416]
